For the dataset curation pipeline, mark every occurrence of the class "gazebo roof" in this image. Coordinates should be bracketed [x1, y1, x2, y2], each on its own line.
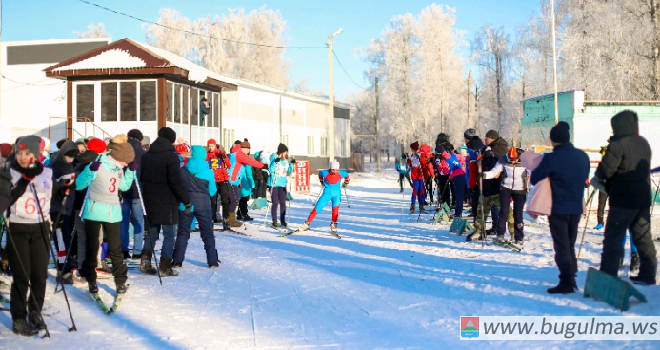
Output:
[44, 38, 237, 91]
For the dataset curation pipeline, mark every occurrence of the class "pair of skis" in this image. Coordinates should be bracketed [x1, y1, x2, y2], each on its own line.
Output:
[90, 285, 129, 314]
[276, 226, 341, 239]
[214, 223, 250, 236]
[491, 239, 522, 252]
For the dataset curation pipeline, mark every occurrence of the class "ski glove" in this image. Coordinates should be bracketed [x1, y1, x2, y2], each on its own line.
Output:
[128, 161, 138, 171]
[342, 181, 349, 188]
[590, 176, 607, 193]
[89, 162, 101, 172]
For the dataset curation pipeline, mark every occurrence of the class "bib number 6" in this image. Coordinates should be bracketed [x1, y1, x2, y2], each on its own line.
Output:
[24, 197, 46, 215]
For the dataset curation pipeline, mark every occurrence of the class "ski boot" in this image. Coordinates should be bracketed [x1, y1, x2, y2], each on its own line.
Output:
[227, 212, 243, 228]
[330, 222, 338, 233]
[271, 220, 279, 229]
[88, 281, 99, 294]
[12, 319, 37, 337]
[116, 283, 128, 294]
[296, 221, 310, 233]
[410, 203, 415, 214]
[630, 253, 640, 274]
[29, 310, 47, 330]
[280, 220, 288, 228]
[222, 219, 231, 231]
[139, 251, 158, 275]
[159, 257, 179, 277]
[242, 214, 254, 222]
[593, 223, 604, 230]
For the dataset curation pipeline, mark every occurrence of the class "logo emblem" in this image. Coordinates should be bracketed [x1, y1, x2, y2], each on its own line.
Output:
[19, 144, 26, 150]
[461, 317, 479, 338]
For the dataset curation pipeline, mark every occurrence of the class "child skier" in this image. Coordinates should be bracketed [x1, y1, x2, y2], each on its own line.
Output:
[407, 141, 427, 213]
[76, 134, 135, 295]
[0, 136, 66, 336]
[395, 155, 411, 193]
[172, 145, 219, 269]
[226, 140, 267, 228]
[297, 160, 349, 235]
[269, 143, 294, 228]
[439, 146, 466, 218]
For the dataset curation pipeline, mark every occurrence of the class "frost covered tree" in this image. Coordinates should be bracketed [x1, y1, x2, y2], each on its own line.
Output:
[145, 9, 195, 60]
[74, 23, 110, 39]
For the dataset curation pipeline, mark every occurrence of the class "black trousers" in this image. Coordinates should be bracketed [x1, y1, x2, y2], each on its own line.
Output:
[6, 223, 48, 320]
[597, 191, 609, 224]
[600, 206, 657, 280]
[436, 175, 453, 205]
[497, 190, 526, 241]
[80, 220, 127, 286]
[425, 177, 434, 204]
[398, 173, 412, 191]
[471, 188, 480, 216]
[549, 214, 581, 285]
[253, 179, 263, 199]
[238, 196, 250, 218]
[211, 181, 230, 222]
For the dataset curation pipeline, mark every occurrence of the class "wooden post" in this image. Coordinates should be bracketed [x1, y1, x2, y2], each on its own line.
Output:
[67, 81, 73, 139]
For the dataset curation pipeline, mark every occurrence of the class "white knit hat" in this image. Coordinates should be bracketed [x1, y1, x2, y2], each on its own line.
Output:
[330, 159, 340, 170]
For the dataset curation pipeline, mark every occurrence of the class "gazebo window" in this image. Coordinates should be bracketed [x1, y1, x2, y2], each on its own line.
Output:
[101, 82, 117, 122]
[191, 88, 199, 126]
[213, 93, 220, 128]
[140, 81, 156, 121]
[174, 84, 181, 123]
[167, 82, 173, 122]
[182, 85, 189, 125]
[76, 84, 94, 122]
[120, 82, 137, 121]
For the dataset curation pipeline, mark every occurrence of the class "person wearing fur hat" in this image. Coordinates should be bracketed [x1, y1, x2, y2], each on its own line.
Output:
[407, 141, 428, 214]
[297, 160, 349, 235]
[0, 135, 68, 336]
[226, 139, 267, 228]
[75, 134, 136, 295]
[206, 139, 231, 228]
[269, 143, 294, 228]
[530, 121, 590, 294]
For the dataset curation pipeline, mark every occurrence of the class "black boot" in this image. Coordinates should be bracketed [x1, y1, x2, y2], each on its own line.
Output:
[123, 251, 130, 259]
[271, 220, 278, 228]
[12, 319, 37, 337]
[159, 257, 179, 277]
[139, 251, 157, 275]
[630, 253, 640, 274]
[410, 203, 415, 214]
[29, 311, 47, 330]
[116, 283, 128, 294]
[88, 281, 99, 294]
[222, 219, 231, 231]
[131, 252, 142, 260]
[630, 275, 657, 285]
[547, 282, 575, 294]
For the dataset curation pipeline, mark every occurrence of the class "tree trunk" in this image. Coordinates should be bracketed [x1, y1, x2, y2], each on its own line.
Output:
[650, 0, 660, 100]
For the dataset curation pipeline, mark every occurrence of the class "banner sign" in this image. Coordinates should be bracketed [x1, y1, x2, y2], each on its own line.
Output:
[295, 160, 310, 193]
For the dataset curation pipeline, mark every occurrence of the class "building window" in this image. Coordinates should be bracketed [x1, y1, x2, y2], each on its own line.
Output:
[182, 85, 189, 125]
[223, 128, 235, 151]
[341, 138, 346, 157]
[307, 136, 315, 156]
[174, 84, 181, 124]
[320, 137, 328, 156]
[120, 81, 137, 121]
[101, 82, 117, 122]
[167, 82, 173, 122]
[191, 88, 199, 126]
[76, 84, 94, 122]
[213, 93, 220, 128]
[140, 81, 157, 121]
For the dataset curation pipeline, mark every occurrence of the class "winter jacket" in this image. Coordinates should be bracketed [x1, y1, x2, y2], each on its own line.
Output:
[479, 144, 502, 197]
[140, 136, 191, 225]
[121, 138, 145, 201]
[269, 156, 294, 188]
[7, 162, 55, 224]
[595, 112, 652, 208]
[252, 152, 264, 181]
[319, 169, 349, 197]
[483, 152, 529, 195]
[227, 144, 266, 186]
[395, 161, 410, 174]
[407, 152, 427, 180]
[489, 137, 509, 158]
[180, 146, 217, 212]
[444, 152, 466, 179]
[49, 140, 77, 216]
[76, 153, 135, 223]
[239, 164, 255, 198]
[420, 144, 434, 180]
[530, 142, 590, 215]
[467, 138, 483, 188]
[72, 150, 100, 212]
[206, 149, 230, 183]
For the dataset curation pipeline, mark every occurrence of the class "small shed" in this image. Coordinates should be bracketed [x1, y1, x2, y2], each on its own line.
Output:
[521, 90, 660, 168]
[44, 38, 237, 144]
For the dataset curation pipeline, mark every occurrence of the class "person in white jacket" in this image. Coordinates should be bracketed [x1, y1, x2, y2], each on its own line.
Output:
[481, 147, 529, 244]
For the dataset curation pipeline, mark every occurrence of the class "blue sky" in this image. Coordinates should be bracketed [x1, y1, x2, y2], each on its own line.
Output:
[3, 0, 542, 100]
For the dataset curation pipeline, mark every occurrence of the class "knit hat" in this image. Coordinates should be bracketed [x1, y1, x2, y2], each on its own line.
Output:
[158, 127, 177, 144]
[485, 130, 499, 140]
[207, 139, 217, 146]
[330, 159, 340, 170]
[241, 138, 251, 149]
[0, 143, 12, 157]
[175, 143, 191, 154]
[109, 143, 135, 163]
[87, 138, 107, 154]
[16, 136, 42, 159]
[549, 121, 571, 144]
[277, 143, 288, 154]
[464, 128, 477, 139]
[234, 140, 242, 145]
[127, 129, 143, 141]
[436, 133, 449, 145]
[435, 144, 446, 154]
[410, 141, 419, 152]
[56, 138, 68, 149]
[507, 147, 519, 161]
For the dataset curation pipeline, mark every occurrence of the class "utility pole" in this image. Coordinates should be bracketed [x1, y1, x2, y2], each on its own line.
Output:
[550, 0, 559, 125]
[328, 28, 343, 163]
[375, 77, 381, 172]
[467, 70, 472, 128]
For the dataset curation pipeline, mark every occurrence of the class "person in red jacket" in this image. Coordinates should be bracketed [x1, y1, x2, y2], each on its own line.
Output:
[225, 142, 268, 227]
[420, 144, 435, 206]
[407, 141, 428, 213]
[206, 139, 231, 229]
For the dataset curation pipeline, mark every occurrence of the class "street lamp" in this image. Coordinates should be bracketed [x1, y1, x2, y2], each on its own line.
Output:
[328, 28, 343, 163]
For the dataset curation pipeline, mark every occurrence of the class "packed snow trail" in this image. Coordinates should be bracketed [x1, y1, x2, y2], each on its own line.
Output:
[0, 164, 658, 349]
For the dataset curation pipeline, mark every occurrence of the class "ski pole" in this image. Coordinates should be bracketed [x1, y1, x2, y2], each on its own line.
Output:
[343, 185, 351, 208]
[577, 188, 598, 260]
[32, 184, 77, 333]
[135, 177, 162, 285]
[58, 220, 77, 293]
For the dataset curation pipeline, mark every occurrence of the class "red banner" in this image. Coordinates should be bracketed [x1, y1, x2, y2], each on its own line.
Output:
[295, 160, 310, 193]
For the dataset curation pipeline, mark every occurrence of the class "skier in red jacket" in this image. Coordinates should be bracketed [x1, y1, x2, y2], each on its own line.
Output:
[206, 139, 231, 229]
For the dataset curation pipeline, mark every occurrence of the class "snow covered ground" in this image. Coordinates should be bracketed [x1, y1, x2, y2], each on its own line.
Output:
[1, 163, 659, 349]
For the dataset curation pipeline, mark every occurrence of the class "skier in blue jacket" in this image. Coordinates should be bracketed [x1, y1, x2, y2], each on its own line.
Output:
[172, 145, 219, 269]
[297, 160, 349, 234]
[395, 155, 412, 192]
[269, 143, 294, 228]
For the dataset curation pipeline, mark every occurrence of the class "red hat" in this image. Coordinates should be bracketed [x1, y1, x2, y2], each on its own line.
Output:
[207, 139, 217, 146]
[0, 143, 12, 157]
[87, 138, 107, 154]
[175, 143, 191, 154]
[507, 147, 519, 161]
[410, 141, 419, 152]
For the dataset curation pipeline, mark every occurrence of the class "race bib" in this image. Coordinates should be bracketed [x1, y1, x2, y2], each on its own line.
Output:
[410, 155, 421, 168]
[275, 162, 289, 177]
[209, 158, 220, 169]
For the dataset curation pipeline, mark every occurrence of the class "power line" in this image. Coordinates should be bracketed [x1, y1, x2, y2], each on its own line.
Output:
[77, 0, 326, 50]
[332, 49, 365, 90]
[2, 75, 64, 86]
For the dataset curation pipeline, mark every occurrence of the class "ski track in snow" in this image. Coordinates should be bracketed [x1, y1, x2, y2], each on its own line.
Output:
[1, 164, 659, 349]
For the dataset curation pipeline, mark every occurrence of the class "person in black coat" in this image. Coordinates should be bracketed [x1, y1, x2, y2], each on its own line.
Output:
[139, 127, 191, 276]
[593, 110, 657, 285]
[530, 121, 590, 294]
[472, 132, 503, 236]
[120, 129, 147, 259]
